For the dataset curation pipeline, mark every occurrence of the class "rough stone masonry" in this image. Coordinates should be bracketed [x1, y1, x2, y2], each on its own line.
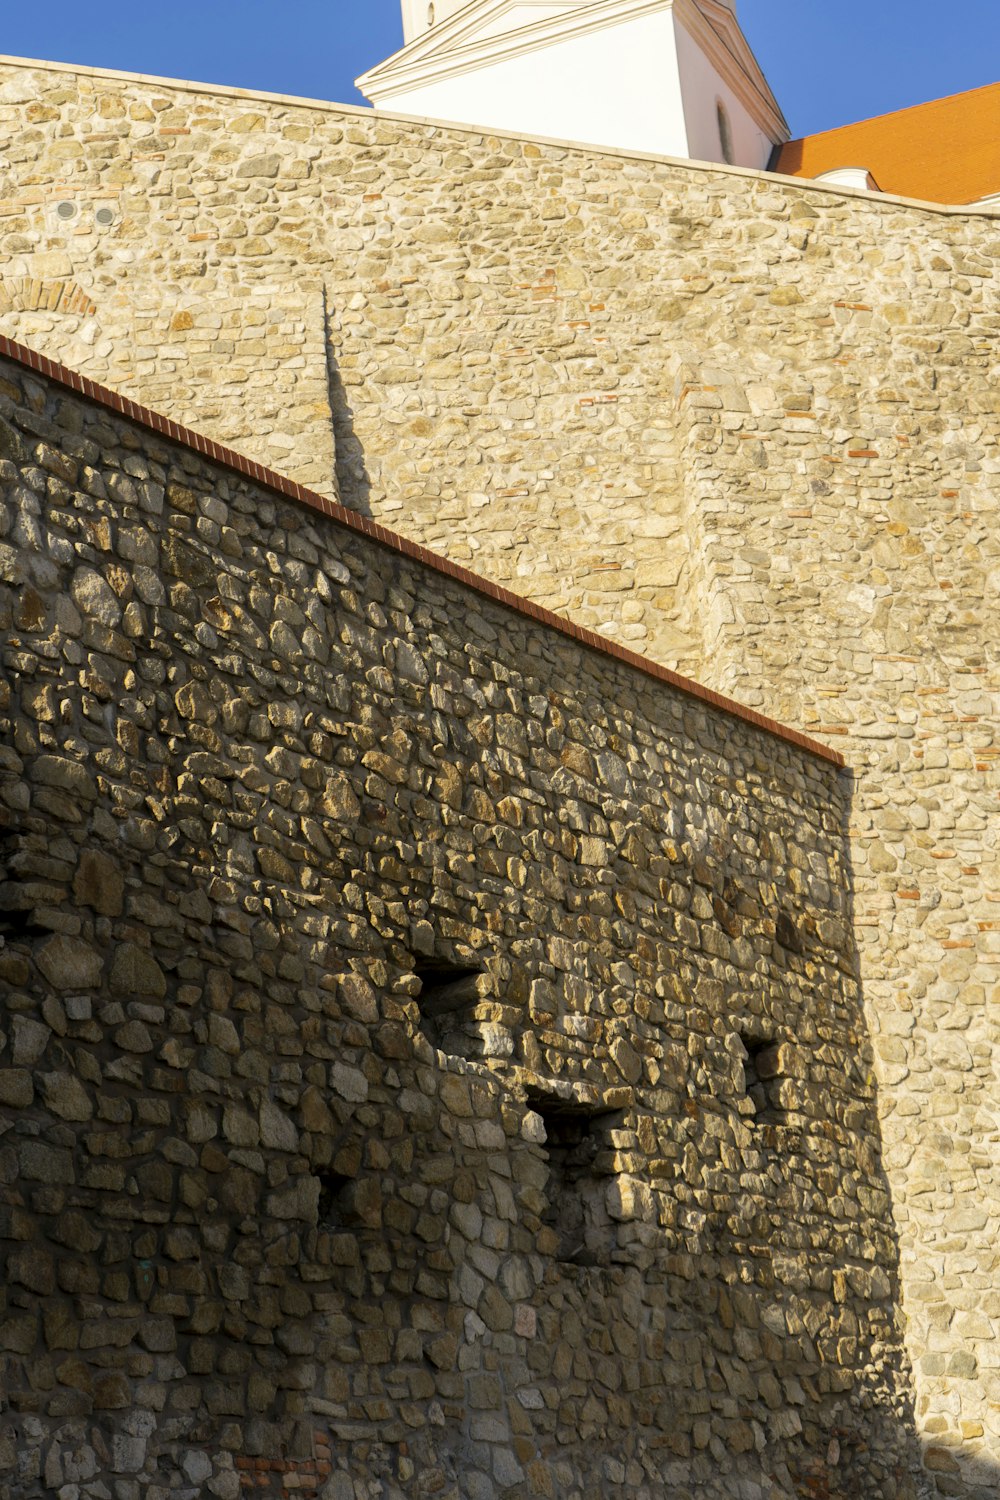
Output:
[0, 350, 916, 1499]
[0, 49, 999, 1498]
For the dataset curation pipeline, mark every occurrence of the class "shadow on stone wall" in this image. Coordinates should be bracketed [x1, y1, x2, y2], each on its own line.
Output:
[921, 1438, 1000, 1500]
[719, 768, 931, 1500]
[385, 770, 952, 1500]
[0, 361, 993, 1500]
[323, 285, 373, 515]
[830, 776, 988, 1500]
[833, 768, 927, 1500]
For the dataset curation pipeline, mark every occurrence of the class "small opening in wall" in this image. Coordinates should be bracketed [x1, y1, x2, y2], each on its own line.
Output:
[95, 207, 116, 228]
[56, 200, 78, 222]
[0, 904, 49, 941]
[774, 911, 803, 955]
[528, 1092, 619, 1266]
[740, 1035, 785, 1128]
[316, 1170, 359, 1232]
[0, 832, 49, 940]
[414, 958, 486, 1059]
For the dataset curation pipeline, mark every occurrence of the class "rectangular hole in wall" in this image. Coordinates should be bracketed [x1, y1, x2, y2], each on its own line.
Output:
[774, 910, 804, 955]
[0, 831, 50, 939]
[414, 958, 486, 1059]
[740, 1036, 786, 1128]
[316, 1170, 359, 1232]
[527, 1091, 622, 1267]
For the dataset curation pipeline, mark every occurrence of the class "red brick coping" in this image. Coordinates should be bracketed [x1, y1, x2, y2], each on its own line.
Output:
[0, 335, 845, 769]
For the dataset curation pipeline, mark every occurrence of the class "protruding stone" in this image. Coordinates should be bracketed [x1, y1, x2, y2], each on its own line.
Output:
[39, 1071, 92, 1120]
[73, 848, 125, 916]
[109, 943, 166, 1000]
[36, 935, 103, 991]
[71, 567, 121, 625]
[11, 1017, 50, 1066]
[0, 1069, 33, 1106]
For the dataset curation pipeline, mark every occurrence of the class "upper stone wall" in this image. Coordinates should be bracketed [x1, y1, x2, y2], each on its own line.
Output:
[0, 350, 917, 1500]
[0, 64, 340, 497]
[0, 60, 994, 676]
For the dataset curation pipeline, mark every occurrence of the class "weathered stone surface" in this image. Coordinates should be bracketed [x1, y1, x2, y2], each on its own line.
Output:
[39, 1071, 92, 1121]
[10, 1017, 50, 1066]
[0, 47, 996, 1500]
[18, 1141, 74, 1184]
[70, 567, 120, 625]
[33, 755, 96, 801]
[35, 934, 103, 991]
[108, 942, 166, 1000]
[0, 1068, 32, 1106]
[73, 848, 125, 916]
[0, 351, 919, 1500]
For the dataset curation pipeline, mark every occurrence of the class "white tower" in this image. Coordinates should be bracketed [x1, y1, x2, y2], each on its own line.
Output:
[400, 0, 479, 44]
[358, 0, 788, 170]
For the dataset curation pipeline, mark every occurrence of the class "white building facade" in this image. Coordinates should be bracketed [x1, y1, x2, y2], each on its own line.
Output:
[357, 0, 788, 170]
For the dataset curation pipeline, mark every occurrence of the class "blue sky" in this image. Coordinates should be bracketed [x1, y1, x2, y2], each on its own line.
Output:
[1, 1, 998, 137]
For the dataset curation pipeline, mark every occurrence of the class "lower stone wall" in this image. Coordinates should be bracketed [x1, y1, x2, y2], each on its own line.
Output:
[670, 349, 1000, 1499]
[0, 354, 924, 1499]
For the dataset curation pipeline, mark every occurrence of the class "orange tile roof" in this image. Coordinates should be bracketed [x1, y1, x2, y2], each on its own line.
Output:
[772, 82, 1000, 205]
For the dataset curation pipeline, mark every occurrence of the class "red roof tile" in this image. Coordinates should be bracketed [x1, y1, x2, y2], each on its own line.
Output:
[773, 82, 1000, 205]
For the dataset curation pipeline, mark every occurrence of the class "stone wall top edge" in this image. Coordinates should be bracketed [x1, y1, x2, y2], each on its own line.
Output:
[0, 51, 378, 121]
[0, 51, 997, 220]
[0, 336, 846, 771]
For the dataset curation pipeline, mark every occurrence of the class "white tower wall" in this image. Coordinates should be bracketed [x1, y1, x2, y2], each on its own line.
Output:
[675, 17, 775, 170]
[362, 0, 788, 170]
[378, 9, 690, 159]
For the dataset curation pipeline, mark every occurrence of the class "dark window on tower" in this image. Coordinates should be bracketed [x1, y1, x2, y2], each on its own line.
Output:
[740, 1036, 785, 1128]
[774, 910, 803, 954]
[315, 1170, 359, 1232]
[528, 1093, 620, 1266]
[414, 958, 486, 1059]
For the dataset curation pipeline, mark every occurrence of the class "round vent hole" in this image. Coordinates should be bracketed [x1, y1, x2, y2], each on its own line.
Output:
[95, 207, 115, 227]
[56, 201, 78, 221]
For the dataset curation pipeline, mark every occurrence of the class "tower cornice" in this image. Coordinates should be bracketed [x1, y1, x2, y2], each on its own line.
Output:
[357, 0, 786, 147]
[359, 0, 672, 99]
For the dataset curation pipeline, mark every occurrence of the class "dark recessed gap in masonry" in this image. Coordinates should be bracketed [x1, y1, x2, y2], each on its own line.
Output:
[414, 958, 486, 1059]
[316, 1170, 359, 1232]
[741, 1036, 786, 1128]
[527, 1091, 622, 1267]
[0, 905, 49, 940]
[0, 835, 50, 940]
[774, 911, 803, 955]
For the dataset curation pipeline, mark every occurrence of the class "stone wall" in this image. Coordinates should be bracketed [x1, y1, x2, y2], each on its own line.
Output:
[0, 352, 922, 1499]
[672, 337, 1000, 1497]
[1, 53, 1000, 1495]
[0, 64, 338, 497]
